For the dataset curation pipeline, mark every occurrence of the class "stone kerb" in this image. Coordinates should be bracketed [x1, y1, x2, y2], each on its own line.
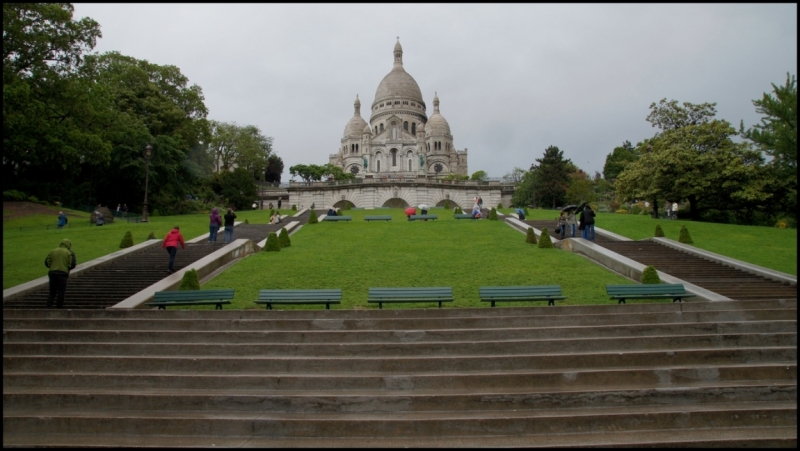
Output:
[557, 238, 733, 302]
[110, 238, 257, 309]
[651, 237, 796, 286]
[3, 239, 161, 303]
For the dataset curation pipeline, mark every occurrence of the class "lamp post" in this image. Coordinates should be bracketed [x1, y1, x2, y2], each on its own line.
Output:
[142, 144, 153, 223]
[529, 164, 538, 209]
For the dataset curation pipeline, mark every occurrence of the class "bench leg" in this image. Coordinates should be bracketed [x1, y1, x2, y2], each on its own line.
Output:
[438, 301, 442, 308]
[491, 301, 496, 308]
[216, 303, 223, 310]
[548, 299, 554, 306]
[326, 303, 330, 310]
[378, 302, 383, 309]
[673, 298, 682, 303]
[266, 303, 272, 310]
[158, 305, 166, 310]
[618, 299, 626, 304]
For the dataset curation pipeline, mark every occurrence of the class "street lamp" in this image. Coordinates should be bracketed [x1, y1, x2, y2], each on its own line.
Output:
[529, 164, 538, 209]
[142, 144, 153, 223]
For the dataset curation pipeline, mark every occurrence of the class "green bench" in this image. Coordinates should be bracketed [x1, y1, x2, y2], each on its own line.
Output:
[256, 289, 342, 310]
[479, 285, 566, 307]
[409, 214, 438, 221]
[368, 287, 454, 309]
[606, 284, 697, 304]
[365, 215, 392, 221]
[147, 289, 234, 310]
[323, 216, 352, 222]
[454, 213, 476, 219]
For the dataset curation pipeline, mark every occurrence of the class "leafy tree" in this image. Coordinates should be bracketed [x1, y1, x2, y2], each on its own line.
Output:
[740, 73, 797, 221]
[566, 170, 597, 205]
[211, 167, 257, 210]
[265, 155, 284, 183]
[534, 146, 572, 209]
[646, 98, 717, 130]
[502, 167, 527, 184]
[511, 170, 535, 207]
[603, 141, 639, 182]
[470, 170, 488, 181]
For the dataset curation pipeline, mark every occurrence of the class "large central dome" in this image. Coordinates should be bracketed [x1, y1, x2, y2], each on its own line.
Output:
[372, 40, 424, 105]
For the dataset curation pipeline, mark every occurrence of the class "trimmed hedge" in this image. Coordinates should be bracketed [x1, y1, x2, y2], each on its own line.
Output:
[147, 231, 157, 240]
[526, 227, 538, 244]
[308, 210, 319, 224]
[119, 231, 134, 248]
[488, 208, 498, 220]
[679, 225, 694, 244]
[538, 228, 554, 248]
[278, 228, 291, 248]
[264, 232, 281, 251]
[178, 269, 200, 290]
[654, 224, 664, 237]
[641, 265, 661, 284]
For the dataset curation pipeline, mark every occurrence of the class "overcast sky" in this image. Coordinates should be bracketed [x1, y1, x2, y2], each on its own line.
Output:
[72, 3, 797, 180]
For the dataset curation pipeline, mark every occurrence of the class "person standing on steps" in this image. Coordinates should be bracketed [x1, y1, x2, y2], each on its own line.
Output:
[45, 239, 77, 308]
[580, 204, 596, 241]
[223, 208, 237, 243]
[208, 207, 222, 243]
[567, 209, 577, 237]
[558, 211, 567, 240]
[162, 226, 185, 274]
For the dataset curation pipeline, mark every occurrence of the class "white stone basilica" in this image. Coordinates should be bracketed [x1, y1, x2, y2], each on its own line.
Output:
[330, 40, 468, 178]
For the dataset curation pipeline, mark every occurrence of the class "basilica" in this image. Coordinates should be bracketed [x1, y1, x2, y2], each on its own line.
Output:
[330, 40, 468, 178]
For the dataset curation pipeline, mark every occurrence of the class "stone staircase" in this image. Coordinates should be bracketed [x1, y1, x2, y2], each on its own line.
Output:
[3, 300, 796, 447]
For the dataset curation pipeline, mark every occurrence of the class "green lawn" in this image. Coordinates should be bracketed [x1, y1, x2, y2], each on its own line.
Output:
[2, 207, 279, 289]
[203, 209, 633, 309]
[500, 208, 797, 276]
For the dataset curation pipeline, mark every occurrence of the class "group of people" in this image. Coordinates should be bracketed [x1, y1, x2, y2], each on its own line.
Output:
[665, 202, 679, 220]
[556, 203, 595, 241]
[208, 207, 238, 244]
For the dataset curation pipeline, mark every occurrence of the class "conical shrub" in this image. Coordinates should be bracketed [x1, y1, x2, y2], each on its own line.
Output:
[454, 207, 463, 214]
[538, 227, 554, 248]
[264, 232, 281, 251]
[178, 269, 200, 290]
[292, 205, 297, 211]
[488, 208, 498, 220]
[679, 225, 693, 244]
[497, 202, 503, 209]
[119, 231, 134, 248]
[444, 200, 450, 209]
[244, 218, 250, 224]
[641, 265, 661, 284]
[147, 231, 157, 240]
[278, 228, 291, 248]
[526, 227, 538, 244]
[654, 224, 665, 237]
[308, 210, 319, 224]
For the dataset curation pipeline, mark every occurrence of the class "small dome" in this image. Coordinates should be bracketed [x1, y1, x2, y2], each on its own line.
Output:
[426, 92, 450, 136]
[344, 115, 368, 139]
[363, 124, 372, 134]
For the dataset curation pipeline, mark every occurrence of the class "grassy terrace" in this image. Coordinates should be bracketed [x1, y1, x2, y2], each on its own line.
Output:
[4, 205, 796, 308]
[203, 208, 632, 309]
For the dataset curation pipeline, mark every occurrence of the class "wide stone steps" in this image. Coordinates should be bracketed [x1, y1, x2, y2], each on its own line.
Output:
[3, 301, 796, 447]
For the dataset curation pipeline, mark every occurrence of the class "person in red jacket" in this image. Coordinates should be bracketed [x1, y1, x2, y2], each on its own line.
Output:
[161, 226, 186, 274]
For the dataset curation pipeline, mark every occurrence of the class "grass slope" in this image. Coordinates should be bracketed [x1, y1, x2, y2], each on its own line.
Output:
[204, 209, 632, 309]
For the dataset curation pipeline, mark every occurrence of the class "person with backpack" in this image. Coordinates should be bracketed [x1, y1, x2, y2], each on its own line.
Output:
[579, 204, 596, 241]
[208, 208, 222, 243]
[223, 208, 237, 243]
[44, 239, 77, 308]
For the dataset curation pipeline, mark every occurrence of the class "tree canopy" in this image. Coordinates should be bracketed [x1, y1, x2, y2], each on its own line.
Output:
[603, 141, 639, 182]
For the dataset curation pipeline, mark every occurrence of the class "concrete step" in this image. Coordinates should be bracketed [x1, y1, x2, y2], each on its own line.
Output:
[5, 364, 795, 391]
[4, 402, 795, 437]
[3, 308, 795, 331]
[4, 321, 796, 344]
[4, 426, 796, 447]
[5, 333, 794, 356]
[5, 382, 795, 413]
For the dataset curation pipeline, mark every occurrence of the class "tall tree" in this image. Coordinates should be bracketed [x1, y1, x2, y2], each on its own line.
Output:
[602, 140, 639, 182]
[740, 73, 797, 221]
[265, 154, 284, 183]
[534, 146, 572, 209]
[502, 167, 527, 184]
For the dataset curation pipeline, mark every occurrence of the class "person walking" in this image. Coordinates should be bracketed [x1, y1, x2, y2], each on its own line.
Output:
[580, 204, 596, 241]
[671, 202, 678, 220]
[223, 208, 237, 243]
[45, 239, 77, 308]
[57, 211, 67, 230]
[95, 210, 104, 226]
[567, 209, 577, 237]
[558, 211, 568, 240]
[208, 208, 222, 243]
[162, 226, 185, 274]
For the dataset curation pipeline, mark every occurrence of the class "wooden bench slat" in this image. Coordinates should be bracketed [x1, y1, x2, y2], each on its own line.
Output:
[454, 214, 476, 219]
[323, 216, 352, 221]
[409, 214, 438, 221]
[257, 289, 342, 310]
[149, 289, 235, 310]
[368, 287, 453, 309]
[479, 286, 566, 307]
[364, 215, 392, 221]
[605, 284, 696, 304]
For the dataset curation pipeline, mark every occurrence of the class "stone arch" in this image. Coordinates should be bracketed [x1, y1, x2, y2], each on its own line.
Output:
[333, 200, 355, 209]
[381, 197, 409, 208]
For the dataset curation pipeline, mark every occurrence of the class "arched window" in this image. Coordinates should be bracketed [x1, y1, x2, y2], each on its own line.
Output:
[403, 121, 408, 131]
[374, 126, 378, 134]
[408, 159, 412, 171]
[411, 123, 416, 135]
[380, 123, 384, 132]
[391, 149, 397, 166]
[355, 144, 359, 152]
[377, 160, 381, 172]
[427, 143, 430, 152]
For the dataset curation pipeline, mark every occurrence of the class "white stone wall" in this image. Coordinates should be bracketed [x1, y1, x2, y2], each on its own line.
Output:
[289, 184, 506, 210]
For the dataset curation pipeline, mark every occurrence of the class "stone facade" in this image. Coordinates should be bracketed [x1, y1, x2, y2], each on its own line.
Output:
[330, 40, 468, 178]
